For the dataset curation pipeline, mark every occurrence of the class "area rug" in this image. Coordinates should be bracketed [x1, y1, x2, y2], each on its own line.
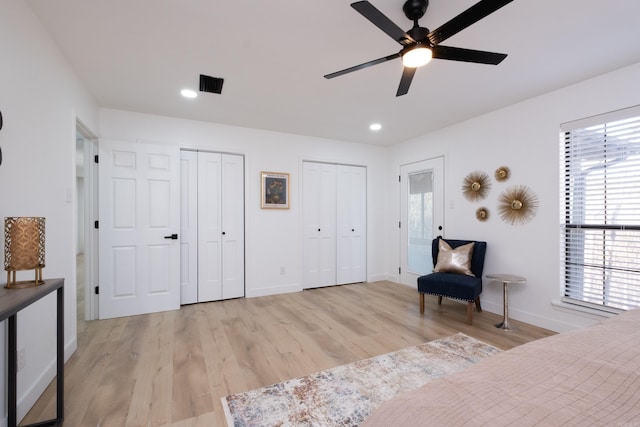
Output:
[222, 333, 500, 427]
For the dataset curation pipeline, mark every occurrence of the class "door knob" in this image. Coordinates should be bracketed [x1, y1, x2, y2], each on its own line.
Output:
[164, 233, 178, 240]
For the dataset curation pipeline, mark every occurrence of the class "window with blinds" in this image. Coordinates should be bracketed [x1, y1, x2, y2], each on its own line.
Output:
[561, 106, 640, 312]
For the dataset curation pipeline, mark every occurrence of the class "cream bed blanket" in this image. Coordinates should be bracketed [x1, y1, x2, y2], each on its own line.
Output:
[362, 308, 640, 426]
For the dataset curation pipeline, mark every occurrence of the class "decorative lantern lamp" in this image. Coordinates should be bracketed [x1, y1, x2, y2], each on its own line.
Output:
[4, 217, 45, 288]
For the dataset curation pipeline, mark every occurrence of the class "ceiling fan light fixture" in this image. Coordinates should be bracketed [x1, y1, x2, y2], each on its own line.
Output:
[402, 45, 432, 68]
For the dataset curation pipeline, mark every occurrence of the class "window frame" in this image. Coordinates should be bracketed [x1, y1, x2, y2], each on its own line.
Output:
[560, 105, 640, 313]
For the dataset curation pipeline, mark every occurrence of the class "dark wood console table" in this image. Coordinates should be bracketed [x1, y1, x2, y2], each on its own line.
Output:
[0, 278, 64, 426]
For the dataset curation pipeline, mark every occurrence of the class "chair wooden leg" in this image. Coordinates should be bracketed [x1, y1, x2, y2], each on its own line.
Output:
[437, 296, 443, 305]
[467, 302, 474, 325]
[419, 293, 425, 314]
[475, 297, 482, 312]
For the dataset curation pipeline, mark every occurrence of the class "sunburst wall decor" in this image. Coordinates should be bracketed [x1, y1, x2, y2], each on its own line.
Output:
[462, 171, 491, 201]
[476, 207, 489, 222]
[495, 166, 510, 182]
[498, 185, 539, 225]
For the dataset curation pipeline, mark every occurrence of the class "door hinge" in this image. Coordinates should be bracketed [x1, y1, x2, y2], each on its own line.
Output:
[94, 155, 99, 163]
[94, 286, 99, 295]
[399, 267, 401, 274]
[399, 221, 401, 228]
[94, 220, 99, 229]
[398, 175, 401, 182]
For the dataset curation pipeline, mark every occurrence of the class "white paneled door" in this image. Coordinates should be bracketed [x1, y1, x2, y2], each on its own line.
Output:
[99, 140, 181, 319]
[197, 152, 223, 302]
[336, 165, 367, 285]
[302, 162, 366, 289]
[181, 151, 245, 303]
[302, 162, 337, 289]
[180, 150, 198, 304]
[220, 154, 245, 299]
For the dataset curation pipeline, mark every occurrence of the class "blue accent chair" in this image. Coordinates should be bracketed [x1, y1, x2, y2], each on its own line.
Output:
[417, 238, 487, 325]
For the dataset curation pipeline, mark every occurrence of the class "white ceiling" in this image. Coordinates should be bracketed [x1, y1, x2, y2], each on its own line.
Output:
[26, 0, 640, 146]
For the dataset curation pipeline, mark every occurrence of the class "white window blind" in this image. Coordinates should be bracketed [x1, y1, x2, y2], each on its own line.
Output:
[561, 106, 640, 311]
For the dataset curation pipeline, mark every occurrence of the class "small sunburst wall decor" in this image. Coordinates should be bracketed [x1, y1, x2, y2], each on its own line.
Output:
[476, 207, 489, 222]
[495, 166, 510, 182]
[498, 185, 539, 225]
[462, 171, 491, 201]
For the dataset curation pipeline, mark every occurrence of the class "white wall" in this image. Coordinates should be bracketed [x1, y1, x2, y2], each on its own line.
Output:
[2, 0, 638, 420]
[99, 109, 389, 298]
[388, 62, 640, 332]
[0, 0, 98, 423]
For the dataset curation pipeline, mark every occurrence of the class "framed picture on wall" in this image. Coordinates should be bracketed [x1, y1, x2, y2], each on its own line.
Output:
[261, 171, 290, 209]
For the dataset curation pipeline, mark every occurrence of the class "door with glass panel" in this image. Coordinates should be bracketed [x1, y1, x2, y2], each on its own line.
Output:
[400, 157, 444, 287]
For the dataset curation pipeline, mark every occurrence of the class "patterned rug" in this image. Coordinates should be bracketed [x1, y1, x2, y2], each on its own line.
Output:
[222, 333, 500, 427]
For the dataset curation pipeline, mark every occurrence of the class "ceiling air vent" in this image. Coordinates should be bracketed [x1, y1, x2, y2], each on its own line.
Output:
[199, 74, 224, 94]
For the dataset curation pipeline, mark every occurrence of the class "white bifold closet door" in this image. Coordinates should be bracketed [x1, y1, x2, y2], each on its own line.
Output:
[180, 150, 244, 304]
[302, 162, 337, 289]
[302, 162, 366, 289]
[180, 151, 198, 304]
[336, 164, 367, 285]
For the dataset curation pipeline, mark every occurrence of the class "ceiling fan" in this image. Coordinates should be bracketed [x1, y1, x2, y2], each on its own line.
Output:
[324, 0, 513, 96]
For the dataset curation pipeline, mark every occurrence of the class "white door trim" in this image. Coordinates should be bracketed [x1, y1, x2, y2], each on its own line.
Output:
[76, 120, 99, 320]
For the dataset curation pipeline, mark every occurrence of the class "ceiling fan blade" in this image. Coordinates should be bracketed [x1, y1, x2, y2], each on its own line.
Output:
[396, 66, 417, 97]
[432, 45, 507, 64]
[427, 0, 513, 45]
[324, 53, 400, 79]
[351, 1, 414, 46]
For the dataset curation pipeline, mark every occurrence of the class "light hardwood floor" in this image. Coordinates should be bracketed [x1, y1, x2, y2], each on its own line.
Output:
[21, 281, 555, 426]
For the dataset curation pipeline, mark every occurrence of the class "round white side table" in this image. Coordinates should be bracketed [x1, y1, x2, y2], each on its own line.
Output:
[485, 274, 526, 331]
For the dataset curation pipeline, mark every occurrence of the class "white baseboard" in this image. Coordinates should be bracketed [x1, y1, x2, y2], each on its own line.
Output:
[366, 274, 390, 283]
[395, 281, 414, 288]
[480, 300, 595, 333]
[368, 274, 399, 283]
[246, 283, 302, 298]
[16, 336, 77, 423]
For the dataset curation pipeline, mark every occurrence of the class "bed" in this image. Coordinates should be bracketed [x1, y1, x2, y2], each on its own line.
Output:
[362, 308, 640, 426]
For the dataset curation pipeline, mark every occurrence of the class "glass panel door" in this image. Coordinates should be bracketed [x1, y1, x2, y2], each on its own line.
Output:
[400, 157, 444, 286]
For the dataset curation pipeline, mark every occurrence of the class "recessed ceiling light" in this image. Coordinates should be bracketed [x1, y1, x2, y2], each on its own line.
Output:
[369, 123, 382, 131]
[181, 89, 198, 99]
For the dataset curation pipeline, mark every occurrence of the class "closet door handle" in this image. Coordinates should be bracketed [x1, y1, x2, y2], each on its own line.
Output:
[164, 233, 178, 240]
[318, 228, 321, 232]
[222, 231, 226, 235]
